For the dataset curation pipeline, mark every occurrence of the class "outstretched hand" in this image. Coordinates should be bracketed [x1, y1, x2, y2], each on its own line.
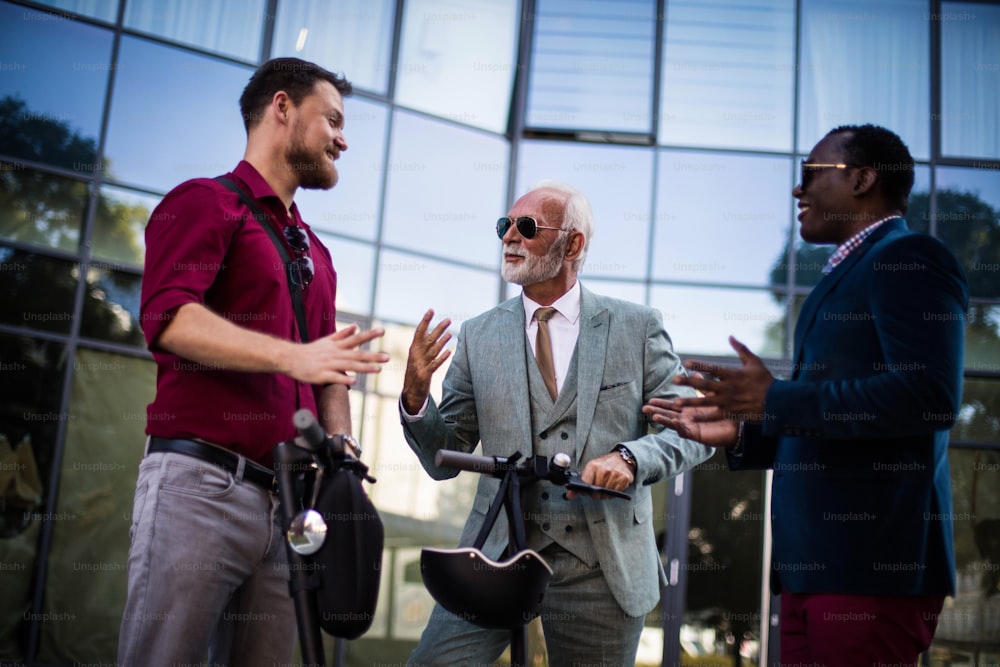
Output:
[402, 309, 452, 414]
[668, 336, 774, 423]
[288, 324, 390, 386]
[642, 399, 740, 448]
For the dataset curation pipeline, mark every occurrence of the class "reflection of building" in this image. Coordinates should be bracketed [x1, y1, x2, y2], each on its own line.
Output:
[1, 0, 999, 665]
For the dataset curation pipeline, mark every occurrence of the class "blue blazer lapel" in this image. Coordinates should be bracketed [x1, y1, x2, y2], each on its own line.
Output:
[791, 219, 905, 378]
[575, 287, 609, 459]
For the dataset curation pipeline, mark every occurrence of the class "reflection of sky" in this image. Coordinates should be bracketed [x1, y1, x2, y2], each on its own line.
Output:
[103, 36, 250, 192]
[0, 2, 112, 141]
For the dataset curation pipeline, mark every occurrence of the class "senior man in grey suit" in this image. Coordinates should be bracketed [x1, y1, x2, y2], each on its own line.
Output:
[400, 181, 712, 666]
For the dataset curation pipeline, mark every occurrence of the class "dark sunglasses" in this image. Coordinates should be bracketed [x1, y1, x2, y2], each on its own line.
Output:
[283, 225, 313, 288]
[496, 216, 569, 240]
[799, 161, 860, 190]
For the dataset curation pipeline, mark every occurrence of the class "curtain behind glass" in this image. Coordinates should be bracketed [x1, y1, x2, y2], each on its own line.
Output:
[941, 2, 1000, 159]
[124, 0, 264, 61]
[798, 0, 929, 159]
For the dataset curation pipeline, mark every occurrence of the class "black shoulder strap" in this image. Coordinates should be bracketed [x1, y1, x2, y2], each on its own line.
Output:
[215, 177, 311, 343]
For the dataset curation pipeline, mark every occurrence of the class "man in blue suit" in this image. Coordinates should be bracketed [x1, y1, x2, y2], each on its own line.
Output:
[400, 181, 712, 666]
[644, 124, 968, 665]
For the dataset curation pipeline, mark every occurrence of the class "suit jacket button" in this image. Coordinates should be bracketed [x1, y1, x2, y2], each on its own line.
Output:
[560, 432, 569, 440]
[564, 525, 573, 533]
[541, 492, 549, 500]
[542, 522, 550, 531]
[540, 431, 548, 439]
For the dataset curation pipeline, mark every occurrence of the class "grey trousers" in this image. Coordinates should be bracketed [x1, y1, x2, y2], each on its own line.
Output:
[117, 450, 295, 667]
[407, 545, 645, 667]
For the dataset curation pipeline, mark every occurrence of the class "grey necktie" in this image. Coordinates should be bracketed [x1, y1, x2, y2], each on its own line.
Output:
[533, 307, 558, 400]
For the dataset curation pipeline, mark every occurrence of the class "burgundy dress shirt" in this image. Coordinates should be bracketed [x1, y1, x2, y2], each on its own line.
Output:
[140, 161, 338, 465]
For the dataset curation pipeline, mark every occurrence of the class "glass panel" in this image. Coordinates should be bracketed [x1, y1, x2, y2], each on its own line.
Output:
[104, 37, 250, 192]
[650, 285, 785, 358]
[0, 244, 77, 334]
[941, 2, 1000, 160]
[798, 0, 930, 160]
[294, 97, 389, 242]
[964, 307, 1000, 373]
[314, 232, 375, 317]
[683, 453, 765, 666]
[381, 111, 508, 267]
[373, 320, 451, 401]
[0, 1, 111, 170]
[659, 0, 795, 152]
[37, 349, 155, 663]
[29, 0, 118, 22]
[395, 0, 518, 133]
[579, 277, 647, 306]
[92, 185, 157, 267]
[374, 249, 499, 330]
[953, 378, 1000, 444]
[0, 333, 66, 662]
[80, 266, 143, 347]
[272, 0, 395, 95]
[931, 448, 1000, 664]
[516, 141, 654, 280]
[0, 164, 87, 253]
[527, 0, 656, 133]
[654, 152, 791, 287]
[930, 167, 1000, 300]
[123, 0, 264, 61]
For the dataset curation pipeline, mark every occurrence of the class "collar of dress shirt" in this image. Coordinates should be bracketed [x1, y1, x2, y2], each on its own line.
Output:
[521, 280, 582, 329]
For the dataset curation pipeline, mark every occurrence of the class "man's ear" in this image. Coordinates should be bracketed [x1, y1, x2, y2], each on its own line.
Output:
[853, 166, 879, 196]
[564, 231, 585, 260]
[272, 90, 291, 123]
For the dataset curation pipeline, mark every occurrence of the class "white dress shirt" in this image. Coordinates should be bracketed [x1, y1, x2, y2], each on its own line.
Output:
[522, 280, 581, 396]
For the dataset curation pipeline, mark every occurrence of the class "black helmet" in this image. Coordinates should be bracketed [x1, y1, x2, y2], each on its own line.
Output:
[420, 547, 553, 629]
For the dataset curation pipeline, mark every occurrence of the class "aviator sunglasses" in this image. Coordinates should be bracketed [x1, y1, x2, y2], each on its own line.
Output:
[496, 216, 570, 240]
[799, 161, 862, 190]
[283, 224, 314, 288]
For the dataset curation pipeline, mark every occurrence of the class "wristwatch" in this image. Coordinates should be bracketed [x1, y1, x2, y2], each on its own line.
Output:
[613, 444, 637, 471]
[331, 433, 362, 458]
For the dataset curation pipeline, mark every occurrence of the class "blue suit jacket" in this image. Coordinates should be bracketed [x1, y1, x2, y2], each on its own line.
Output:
[401, 285, 713, 616]
[732, 218, 968, 596]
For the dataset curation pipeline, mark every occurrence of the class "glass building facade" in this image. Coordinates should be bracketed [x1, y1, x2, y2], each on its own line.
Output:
[1, 0, 998, 664]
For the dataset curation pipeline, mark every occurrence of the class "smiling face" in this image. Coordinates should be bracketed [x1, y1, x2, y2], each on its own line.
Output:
[793, 131, 859, 245]
[284, 80, 348, 190]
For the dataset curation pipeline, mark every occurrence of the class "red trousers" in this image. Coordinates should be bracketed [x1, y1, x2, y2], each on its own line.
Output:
[780, 592, 944, 666]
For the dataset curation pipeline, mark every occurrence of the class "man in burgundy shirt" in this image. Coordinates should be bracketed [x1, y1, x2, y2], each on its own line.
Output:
[118, 58, 388, 667]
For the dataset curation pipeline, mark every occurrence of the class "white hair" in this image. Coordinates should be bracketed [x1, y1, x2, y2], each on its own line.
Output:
[529, 179, 593, 271]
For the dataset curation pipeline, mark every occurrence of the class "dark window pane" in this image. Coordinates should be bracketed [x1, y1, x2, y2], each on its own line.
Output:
[0, 245, 77, 334]
[941, 2, 1000, 160]
[124, 0, 265, 61]
[952, 378, 1000, 444]
[92, 185, 156, 268]
[104, 37, 250, 192]
[527, 0, 656, 133]
[684, 453, 766, 665]
[798, 0, 930, 160]
[37, 348, 155, 663]
[80, 266, 143, 347]
[0, 163, 87, 253]
[0, 1, 111, 170]
[929, 167, 1000, 300]
[0, 333, 67, 661]
[932, 448, 1000, 660]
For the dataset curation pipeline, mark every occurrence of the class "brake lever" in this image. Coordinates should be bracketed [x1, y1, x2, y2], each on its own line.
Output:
[562, 471, 632, 500]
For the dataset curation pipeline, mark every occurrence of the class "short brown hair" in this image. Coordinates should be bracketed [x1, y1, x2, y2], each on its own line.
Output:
[239, 58, 352, 132]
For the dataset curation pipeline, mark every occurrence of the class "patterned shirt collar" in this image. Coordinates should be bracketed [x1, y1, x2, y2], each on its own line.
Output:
[821, 215, 900, 274]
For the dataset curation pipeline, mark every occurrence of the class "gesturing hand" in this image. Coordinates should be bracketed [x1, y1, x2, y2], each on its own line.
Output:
[642, 400, 740, 448]
[669, 336, 774, 423]
[402, 309, 452, 414]
[287, 324, 390, 385]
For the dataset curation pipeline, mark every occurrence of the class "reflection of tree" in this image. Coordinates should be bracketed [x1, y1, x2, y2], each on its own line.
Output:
[0, 95, 148, 345]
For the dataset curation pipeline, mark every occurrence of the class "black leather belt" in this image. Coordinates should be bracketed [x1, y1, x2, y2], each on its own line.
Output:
[148, 437, 276, 491]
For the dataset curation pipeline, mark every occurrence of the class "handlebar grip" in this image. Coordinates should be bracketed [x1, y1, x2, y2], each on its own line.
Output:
[293, 409, 326, 451]
[434, 450, 507, 474]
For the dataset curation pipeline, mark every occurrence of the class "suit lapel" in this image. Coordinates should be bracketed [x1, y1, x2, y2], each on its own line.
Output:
[574, 287, 609, 459]
[791, 219, 905, 377]
[497, 297, 535, 457]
